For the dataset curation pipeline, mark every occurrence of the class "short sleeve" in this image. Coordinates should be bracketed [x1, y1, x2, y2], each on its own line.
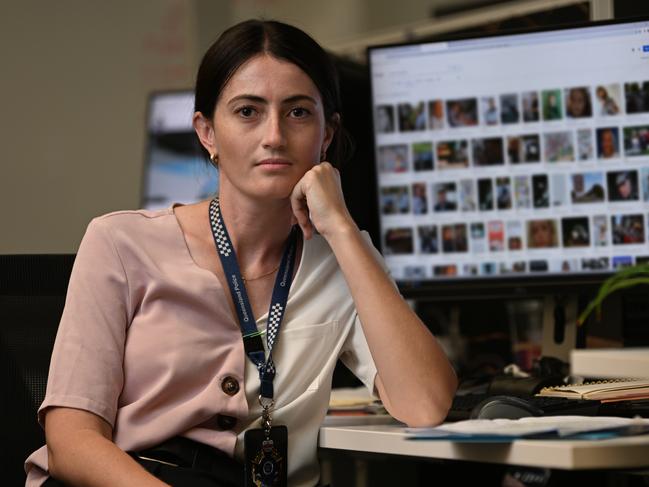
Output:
[38, 218, 131, 428]
[338, 315, 378, 397]
[338, 231, 398, 398]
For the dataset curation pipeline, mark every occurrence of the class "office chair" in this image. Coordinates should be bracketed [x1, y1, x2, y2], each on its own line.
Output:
[0, 254, 75, 486]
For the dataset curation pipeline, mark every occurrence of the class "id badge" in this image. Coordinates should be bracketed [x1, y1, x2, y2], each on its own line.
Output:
[244, 426, 288, 487]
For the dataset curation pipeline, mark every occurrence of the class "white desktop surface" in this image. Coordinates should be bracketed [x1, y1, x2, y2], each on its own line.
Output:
[319, 422, 649, 470]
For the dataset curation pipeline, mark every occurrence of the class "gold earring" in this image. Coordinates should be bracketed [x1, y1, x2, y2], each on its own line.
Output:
[210, 153, 219, 167]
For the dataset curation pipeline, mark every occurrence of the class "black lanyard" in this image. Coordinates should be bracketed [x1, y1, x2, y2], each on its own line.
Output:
[209, 198, 298, 401]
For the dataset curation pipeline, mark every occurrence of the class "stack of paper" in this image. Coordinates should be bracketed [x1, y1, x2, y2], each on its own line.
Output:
[328, 387, 385, 415]
[405, 416, 649, 442]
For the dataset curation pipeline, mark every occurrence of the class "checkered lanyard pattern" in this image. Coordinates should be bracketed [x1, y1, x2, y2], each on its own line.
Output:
[209, 198, 298, 400]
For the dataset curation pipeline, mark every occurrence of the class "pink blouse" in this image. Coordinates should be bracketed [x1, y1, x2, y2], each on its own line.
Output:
[25, 207, 378, 486]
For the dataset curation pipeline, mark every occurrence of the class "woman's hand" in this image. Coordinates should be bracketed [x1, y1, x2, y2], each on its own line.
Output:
[289, 162, 356, 240]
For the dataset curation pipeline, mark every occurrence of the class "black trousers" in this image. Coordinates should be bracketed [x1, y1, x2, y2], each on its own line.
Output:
[131, 455, 243, 487]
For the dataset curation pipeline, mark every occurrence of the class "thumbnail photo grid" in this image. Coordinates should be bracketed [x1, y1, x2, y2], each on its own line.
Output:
[375, 81, 649, 280]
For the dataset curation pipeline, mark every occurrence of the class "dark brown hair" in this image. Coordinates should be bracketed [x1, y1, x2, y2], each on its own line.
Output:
[194, 19, 352, 167]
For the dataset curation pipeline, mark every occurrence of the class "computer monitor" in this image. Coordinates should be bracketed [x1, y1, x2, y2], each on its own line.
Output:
[141, 91, 218, 210]
[368, 17, 649, 298]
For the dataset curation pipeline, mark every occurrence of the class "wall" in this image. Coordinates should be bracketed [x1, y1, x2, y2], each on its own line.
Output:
[222, 0, 366, 47]
[210, 0, 491, 47]
[0, 0, 198, 253]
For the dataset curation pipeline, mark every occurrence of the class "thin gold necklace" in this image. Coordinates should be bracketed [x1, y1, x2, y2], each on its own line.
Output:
[241, 264, 280, 282]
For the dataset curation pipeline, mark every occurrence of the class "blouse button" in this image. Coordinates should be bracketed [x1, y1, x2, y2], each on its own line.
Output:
[221, 376, 240, 396]
[216, 414, 237, 430]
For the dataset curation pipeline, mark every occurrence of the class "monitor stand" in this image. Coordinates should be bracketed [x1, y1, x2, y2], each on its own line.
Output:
[541, 294, 579, 363]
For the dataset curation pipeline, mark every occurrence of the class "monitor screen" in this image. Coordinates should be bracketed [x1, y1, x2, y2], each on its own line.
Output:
[369, 18, 649, 288]
[142, 91, 218, 210]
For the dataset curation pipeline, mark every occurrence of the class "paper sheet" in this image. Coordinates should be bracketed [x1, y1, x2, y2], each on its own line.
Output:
[406, 416, 649, 440]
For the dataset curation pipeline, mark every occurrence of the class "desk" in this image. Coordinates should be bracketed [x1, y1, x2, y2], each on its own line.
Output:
[318, 420, 649, 486]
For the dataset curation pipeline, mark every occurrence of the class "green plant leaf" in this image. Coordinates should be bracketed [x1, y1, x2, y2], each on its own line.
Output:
[577, 264, 649, 325]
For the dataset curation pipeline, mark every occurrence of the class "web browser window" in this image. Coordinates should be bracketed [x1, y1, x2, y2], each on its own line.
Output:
[370, 20, 649, 281]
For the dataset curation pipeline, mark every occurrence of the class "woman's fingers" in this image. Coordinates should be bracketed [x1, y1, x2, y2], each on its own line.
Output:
[290, 179, 314, 239]
[291, 162, 350, 239]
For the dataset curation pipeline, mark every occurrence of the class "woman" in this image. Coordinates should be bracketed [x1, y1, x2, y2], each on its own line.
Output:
[595, 85, 620, 116]
[565, 87, 592, 118]
[25, 19, 456, 487]
[527, 219, 558, 248]
[597, 127, 619, 159]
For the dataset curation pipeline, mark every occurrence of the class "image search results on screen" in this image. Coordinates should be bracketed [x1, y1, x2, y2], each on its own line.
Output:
[376, 80, 649, 280]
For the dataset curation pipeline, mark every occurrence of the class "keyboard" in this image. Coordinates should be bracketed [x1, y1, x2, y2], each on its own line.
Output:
[446, 393, 601, 422]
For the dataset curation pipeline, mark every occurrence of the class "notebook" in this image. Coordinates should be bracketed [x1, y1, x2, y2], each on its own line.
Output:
[537, 379, 649, 402]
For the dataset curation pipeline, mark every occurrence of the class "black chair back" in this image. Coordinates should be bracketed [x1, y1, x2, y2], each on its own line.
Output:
[0, 254, 75, 486]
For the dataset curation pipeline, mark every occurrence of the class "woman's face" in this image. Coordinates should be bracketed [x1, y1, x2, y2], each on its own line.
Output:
[531, 221, 554, 247]
[569, 89, 586, 115]
[601, 129, 616, 157]
[201, 54, 334, 200]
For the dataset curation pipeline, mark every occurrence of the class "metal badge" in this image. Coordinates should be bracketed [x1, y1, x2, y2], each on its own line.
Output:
[251, 437, 284, 486]
[244, 426, 288, 487]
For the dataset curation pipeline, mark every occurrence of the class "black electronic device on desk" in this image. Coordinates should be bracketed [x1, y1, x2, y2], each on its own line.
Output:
[469, 395, 601, 420]
[447, 391, 603, 421]
[447, 373, 649, 421]
[599, 399, 649, 418]
[449, 372, 568, 421]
